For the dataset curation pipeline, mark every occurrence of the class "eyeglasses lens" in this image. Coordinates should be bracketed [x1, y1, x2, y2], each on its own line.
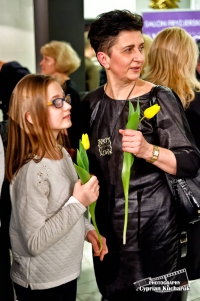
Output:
[66, 94, 71, 104]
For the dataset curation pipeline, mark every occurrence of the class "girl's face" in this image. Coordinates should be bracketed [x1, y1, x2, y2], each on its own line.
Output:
[40, 55, 56, 75]
[106, 30, 144, 83]
[47, 81, 72, 138]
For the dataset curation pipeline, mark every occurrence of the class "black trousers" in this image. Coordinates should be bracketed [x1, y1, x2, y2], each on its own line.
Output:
[14, 279, 77, 301]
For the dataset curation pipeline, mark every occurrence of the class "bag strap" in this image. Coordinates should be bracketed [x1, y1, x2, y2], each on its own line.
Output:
[149, 85, 188, 257]
[149, 85, 161, 132]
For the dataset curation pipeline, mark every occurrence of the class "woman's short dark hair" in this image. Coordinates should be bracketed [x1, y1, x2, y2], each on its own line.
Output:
[88, 10, 143, 54]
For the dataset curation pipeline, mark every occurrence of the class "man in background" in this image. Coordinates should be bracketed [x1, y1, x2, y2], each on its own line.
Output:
[0, 61, 30, 120]
[84, 33, 100, 92]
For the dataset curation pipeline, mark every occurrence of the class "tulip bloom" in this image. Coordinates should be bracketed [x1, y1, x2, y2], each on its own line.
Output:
[140, 104, 161, 122]
[144, 104, 160, 119]
[81, 133, 90, 150]
[74, 135, 102, 251]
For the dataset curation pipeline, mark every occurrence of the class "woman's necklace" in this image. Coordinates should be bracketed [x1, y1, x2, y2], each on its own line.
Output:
[97, 81, 136, 156]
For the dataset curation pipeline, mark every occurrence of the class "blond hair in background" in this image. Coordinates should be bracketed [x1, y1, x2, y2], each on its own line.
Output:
[40, 41, 81, 76]
[6, 74, 64, 182]
[144, 27, 200, 109]
[140, 34, 153, 77]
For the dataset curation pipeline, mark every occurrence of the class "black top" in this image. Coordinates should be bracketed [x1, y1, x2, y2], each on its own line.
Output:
[81, 85, 200, 300]
[63, 79, 82, 149]
[185, 91, 200, 150]
[0, 61, 30, 119]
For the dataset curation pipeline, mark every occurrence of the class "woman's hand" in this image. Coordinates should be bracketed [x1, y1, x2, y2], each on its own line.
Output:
[73, 176, 99, 207]
[119, 129, 177, 175]
[86, 230, 108, 261]
[119, 129, 152, 160]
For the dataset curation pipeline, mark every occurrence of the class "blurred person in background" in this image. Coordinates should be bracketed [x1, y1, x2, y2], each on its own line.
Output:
[40, 41, 82, 151]
[0, 60, 30, 120]
[0, 133, 14, 301]
[140, 34, 153, 78]
[196, 39, 200, 81]
[143, 27, 200, 296]
[0, 61, 30, 301]
[144, 27, 200, 150]
[84, 32, 100, 92]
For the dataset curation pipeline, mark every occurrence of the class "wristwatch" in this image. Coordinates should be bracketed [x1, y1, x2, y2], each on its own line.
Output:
[146, 145, 159, 163]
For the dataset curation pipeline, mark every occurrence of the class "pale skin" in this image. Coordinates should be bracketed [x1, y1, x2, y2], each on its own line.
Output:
[40, 55, 69, 85]
[26, 81, 108, 260]
[97, 30, 177, 176]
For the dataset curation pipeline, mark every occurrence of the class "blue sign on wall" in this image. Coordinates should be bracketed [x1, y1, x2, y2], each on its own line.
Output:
[142, 10, 200, 40]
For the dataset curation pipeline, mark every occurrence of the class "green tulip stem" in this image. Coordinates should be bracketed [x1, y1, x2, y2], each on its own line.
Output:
[89, 203, 103, 252]
[139, 116, 145, 123]
[123, 181, 130, 245]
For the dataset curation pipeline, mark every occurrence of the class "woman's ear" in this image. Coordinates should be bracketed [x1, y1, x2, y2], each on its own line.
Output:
[26, 112, 33, 125]
[97, 52, 110, 69]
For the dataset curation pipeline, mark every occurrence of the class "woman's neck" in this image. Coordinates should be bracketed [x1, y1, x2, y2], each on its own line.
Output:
[51, 72, 70, 85]
[105, 80, 137, 100]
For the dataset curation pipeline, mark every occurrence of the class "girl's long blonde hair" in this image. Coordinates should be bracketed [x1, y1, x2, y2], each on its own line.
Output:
[144, 27, 200, 109]
[6, 74, 64, 182]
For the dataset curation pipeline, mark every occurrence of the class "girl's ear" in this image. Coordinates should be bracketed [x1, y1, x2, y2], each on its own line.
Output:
[26, 112, 33, 125]
[97, 52, 110, 69]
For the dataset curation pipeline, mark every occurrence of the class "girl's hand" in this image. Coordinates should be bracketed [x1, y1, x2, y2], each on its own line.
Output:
[119, 129, 153, 160]
[86, 230, 108, 261]
[73, 176, 99, 207]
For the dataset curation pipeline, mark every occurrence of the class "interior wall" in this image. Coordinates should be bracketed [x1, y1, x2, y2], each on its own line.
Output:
[0, 0, 192, 76]
[0, 0, 35, 73]
[136, 0, 190, 15]
[84, 0, 191, 18]
[84, 0, 136, 19]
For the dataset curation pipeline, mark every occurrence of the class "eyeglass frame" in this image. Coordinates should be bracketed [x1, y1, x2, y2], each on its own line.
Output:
[47, 94, 71, 108]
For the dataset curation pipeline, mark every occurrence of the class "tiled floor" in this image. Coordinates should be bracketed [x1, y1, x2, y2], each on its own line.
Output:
[76, 241, 102, 301]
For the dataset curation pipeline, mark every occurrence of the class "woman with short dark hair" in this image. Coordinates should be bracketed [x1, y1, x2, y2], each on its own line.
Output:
[81, 10, 200, 301]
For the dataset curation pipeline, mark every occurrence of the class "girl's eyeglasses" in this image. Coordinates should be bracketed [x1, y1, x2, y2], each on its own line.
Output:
[47, 94, 71, 108]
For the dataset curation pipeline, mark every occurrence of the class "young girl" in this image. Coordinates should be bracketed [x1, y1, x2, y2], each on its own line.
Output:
[6, 74, 107, 301]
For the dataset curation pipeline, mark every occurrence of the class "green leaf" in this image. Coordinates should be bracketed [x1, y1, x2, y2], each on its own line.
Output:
[128, 101, 134, 120]
[76, 150, 85, 170]
[74, 164, 103, 251]
[74, 164, 90, 184]
[89, 202, 103, 252]
[126, 112, 140, 130]
[136, 97, 140, 116]
[79, 141, 89, 172]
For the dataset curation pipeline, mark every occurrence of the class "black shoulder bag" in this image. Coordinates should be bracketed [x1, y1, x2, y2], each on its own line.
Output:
[149, 85, 200, 257]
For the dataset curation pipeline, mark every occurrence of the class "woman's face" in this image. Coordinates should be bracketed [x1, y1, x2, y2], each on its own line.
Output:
[40, 55, 57, 75]
[106, 30, 144, 82]
[47, 81, 72, 138]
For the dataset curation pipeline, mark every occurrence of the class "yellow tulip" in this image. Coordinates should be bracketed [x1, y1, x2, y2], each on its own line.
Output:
[144, 104, 160, 119]
[81, 133, 90, 150]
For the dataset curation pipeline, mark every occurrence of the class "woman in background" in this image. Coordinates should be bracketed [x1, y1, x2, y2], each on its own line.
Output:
[140, 34, 153, 77]
[143, 26, 200, 282]
[6, 74, 107, 301]
[40, 41, 81, 150]
[144, 27, 200, 149]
